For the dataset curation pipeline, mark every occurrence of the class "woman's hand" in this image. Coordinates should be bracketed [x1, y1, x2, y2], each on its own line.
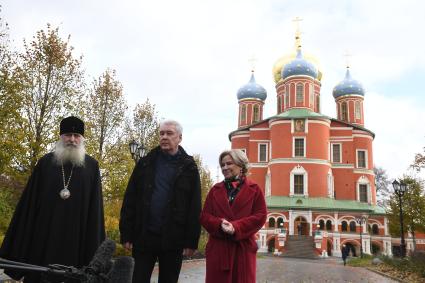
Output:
[221, 219, 235, 235]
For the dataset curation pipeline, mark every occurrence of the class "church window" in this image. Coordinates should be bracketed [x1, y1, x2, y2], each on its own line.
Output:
[349, 221, 356, 232]
[316, 95, 320, 112]
[359, 184, 368, 202]
[290, 165, 308, 196]
[253, 104, 260, 122]
[372, 224, 379, 235]
[240, 104, 246, 123]
[277, 96, 282, 113]
[355, 101, 361, 119]
[309, 84, 314, 107]
[294, 138, 305, 157]
[326, 220, 332, 231]
[296, 83, 304, 103]
[341, 221, 348, 232]
[294, 174, 304, 194]
[319, 220, 325, 230]
[332, 144, 341, 163]
[341, 102, 348, 121]
[268, 217, 275, 228]
[285, 85, 290, 107]
[258, 143, 268, 162]
[357, 150, 367, 168]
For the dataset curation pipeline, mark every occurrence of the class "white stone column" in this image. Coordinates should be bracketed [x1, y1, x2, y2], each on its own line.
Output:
[334, 212, 339, 232]
[258, 230, 268, 253]
[384, 217, 388, 235]
[333, 233, 342, 257]
[289, 210, 293, 235]
[309, 210, 313, 236]
[383, 238, 392, 256]
[363, 235, 371, 254]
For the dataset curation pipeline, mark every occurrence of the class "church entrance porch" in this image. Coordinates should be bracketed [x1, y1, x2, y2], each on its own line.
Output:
[294, 216, 309, 236]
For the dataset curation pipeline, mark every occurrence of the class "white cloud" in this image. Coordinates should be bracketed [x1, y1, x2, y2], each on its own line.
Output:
[2, 0, 425, 180]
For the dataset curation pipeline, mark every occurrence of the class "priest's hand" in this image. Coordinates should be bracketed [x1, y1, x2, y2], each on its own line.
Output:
[183, 248, 196, 257]
[123, 242, 133, 251]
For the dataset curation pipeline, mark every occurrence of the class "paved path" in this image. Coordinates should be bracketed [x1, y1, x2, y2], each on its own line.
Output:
[151, 256, 398, 283]
[2, 257, 398, 283]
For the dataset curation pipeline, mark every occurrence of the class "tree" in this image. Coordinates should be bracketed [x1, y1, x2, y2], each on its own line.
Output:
[13, 24, 85, 174]
[0, 9, 23, 176]
[387, 176, 425, 247]
[193, 154, 214, 254]
[412, 147, 425, 172]
[129, 99, 160, 151]
[374, 166, 391, 207]
[84, 69, 127, 161]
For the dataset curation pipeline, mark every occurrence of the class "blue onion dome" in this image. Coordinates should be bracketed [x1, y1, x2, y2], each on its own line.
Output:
[332, 67, 365, 98]
[281, 49, 318, 80]
[237, 72, 267, 101]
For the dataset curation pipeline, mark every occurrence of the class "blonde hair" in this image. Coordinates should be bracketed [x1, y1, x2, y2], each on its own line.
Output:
[219, 149, 250, 176]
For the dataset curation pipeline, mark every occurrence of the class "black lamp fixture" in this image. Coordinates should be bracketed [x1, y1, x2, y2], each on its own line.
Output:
[392, 179, 407, 257]
[129, 140, 146, 164]
[355, 216, 368, 258]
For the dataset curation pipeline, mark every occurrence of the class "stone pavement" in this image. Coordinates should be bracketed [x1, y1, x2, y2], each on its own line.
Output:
[2, 256, 398, 283]
[151, 256, 398, 283]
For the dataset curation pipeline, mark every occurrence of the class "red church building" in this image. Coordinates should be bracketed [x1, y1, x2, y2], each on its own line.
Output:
[228, 32, 424, 257]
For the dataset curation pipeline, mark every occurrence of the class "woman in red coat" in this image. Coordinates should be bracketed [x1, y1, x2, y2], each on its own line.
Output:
[200, 149, 267, 283]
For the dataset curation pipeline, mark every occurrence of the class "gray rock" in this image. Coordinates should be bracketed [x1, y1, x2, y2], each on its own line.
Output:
[372, 257, 383, 265]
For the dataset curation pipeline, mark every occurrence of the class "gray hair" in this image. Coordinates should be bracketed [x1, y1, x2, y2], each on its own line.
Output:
[219, 149, 250, 176]
[160, 119, 183, 135]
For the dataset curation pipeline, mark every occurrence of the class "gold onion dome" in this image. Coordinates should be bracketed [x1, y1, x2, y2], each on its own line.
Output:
[273, 51, 322, 83]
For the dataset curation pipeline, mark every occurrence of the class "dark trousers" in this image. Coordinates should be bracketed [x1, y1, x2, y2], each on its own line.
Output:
[132, 232, 183, 283]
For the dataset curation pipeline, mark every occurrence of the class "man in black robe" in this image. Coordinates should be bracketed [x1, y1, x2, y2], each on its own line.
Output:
[0, 116, 105, 283]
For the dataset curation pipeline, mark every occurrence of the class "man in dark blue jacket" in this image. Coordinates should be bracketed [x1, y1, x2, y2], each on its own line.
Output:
[119, 119, 201, 283]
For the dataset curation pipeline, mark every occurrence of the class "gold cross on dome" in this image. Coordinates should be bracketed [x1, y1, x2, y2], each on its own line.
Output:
[248, 54, 257, 72]
[344, 50, 352, 68]
[292, 16, 303, 50]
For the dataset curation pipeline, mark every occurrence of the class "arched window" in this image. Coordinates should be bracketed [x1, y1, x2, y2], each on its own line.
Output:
[319, 219, 325, 230]
[285, 85, 290, 107]
[268, 218, 275, 228]
[326, 220, 332, 231]
[253, 104, 260, 122]
[355, 101, 361, 119]
[372, 224, 379, 235]
[341, 102, 348, 121]
[277, 96, 282, 113]
[277, 218, 284, 228]
[316, 95, 320, 112]
[296, 83, 304, 103]
[341, 221, 348, 232]
[240, 104, 246, 123]
[309, 83, 314, 107]
[349, 221, 356, 232]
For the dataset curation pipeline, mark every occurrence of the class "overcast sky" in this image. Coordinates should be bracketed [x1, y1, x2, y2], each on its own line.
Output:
[2, 0, 425, 182]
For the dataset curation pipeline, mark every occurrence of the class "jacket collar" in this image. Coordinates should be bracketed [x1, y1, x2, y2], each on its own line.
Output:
[214, 178, 257, 220]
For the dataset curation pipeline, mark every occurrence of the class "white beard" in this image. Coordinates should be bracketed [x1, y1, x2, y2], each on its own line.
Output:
[54, 138, 86, 167]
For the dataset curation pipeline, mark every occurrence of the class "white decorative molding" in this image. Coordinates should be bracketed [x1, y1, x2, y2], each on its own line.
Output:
[270, 158, 330, 165]
[356, 175, 371, 203]
[290, 165, 308, 197]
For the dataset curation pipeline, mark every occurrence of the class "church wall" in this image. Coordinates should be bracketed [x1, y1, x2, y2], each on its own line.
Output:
[270, 121, 292, 158]
[305, 120, 330, 160]
[249, 167, 267, 193]
[333, 168, 357, 200]
[231, 135, 249, 153]
[269, 163, 291, 195]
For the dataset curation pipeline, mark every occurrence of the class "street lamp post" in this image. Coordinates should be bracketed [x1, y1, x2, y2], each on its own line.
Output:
[129, 140, 146, 164]
[355, 216, 368, 258]
[392, 179, 407, 258]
